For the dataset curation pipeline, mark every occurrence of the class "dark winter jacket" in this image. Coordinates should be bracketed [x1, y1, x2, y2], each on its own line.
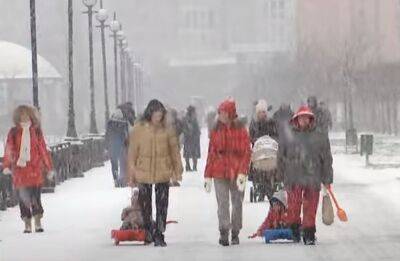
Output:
[182, 115, 201, 159]
[118, 104, 136, 126]
[277, 125, 333, 189]
[249, 118, 278, 145]
[311, 106, 332, 135]
[173, 118, 184, 138]
[273, 107, 294, 143]
[105, 119, 129, 160]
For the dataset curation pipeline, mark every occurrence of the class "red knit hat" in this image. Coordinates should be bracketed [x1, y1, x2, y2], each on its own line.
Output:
[291, 105, 315, 125]
[218, 99, 238, 119]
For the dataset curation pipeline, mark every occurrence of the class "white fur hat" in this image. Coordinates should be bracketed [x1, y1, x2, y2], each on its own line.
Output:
[256, 99, 268, 114]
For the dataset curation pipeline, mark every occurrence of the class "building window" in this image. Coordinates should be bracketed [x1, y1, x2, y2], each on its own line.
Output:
[181, 8, 215, 31]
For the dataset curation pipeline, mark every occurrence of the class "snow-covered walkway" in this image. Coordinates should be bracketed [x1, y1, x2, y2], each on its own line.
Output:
[1, 134, 400, 261]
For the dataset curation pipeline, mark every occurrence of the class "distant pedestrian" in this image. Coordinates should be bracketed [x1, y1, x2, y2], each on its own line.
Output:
[105, 109, 129, 187]
[182, 106, 201, 172]
[307, 96, 330, 136]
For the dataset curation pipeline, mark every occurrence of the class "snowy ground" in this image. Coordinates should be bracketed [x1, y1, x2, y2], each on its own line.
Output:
[1, 133, 400, 261]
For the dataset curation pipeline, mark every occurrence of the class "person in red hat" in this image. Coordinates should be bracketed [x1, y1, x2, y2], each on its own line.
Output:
[204, 99, 251, 246]
[277, 105, 333, 245]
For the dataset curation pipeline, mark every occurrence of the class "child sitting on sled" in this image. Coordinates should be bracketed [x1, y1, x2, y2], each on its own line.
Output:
[120, 187, 144, 230]
[249, 189, 288, 238]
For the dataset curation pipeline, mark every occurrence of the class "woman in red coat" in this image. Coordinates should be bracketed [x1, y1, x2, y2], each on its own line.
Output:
[204, 99, 251, 246]
[2, 105, 53, 233]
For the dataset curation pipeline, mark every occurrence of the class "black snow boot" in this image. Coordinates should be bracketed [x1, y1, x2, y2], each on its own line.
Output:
[0, 199, 6, 211]
[290, 224, 301, 243]
[185, 159, 192, 172]
[302, 227, 316, 245]
[219, 230, 229, 246]
[144, 230, 153, 245]
[154, 232, 167, 247]
[231, 231, 240, 245]
[193, 159, 198, 172]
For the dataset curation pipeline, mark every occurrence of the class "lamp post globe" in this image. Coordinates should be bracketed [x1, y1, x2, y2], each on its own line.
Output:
[96, 8, 108, 22]
[117, 30, 126, 41]
[122, 40, 128, 49]
[82, 0, 97, 7]
[110, 20, 120, 33]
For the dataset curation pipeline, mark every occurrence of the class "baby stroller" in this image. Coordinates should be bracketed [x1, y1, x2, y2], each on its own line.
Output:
[249, 135, 280, 203]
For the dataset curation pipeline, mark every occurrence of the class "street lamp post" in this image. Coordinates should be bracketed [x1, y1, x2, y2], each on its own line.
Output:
[133, 59, 143, 112]
[96, 0, 110, 124]
[30, 0, 39, 108]
[133, 61, 139, 112]
[67, 0, 77, 137]
[125, 49, 133, 103]
[82, 0, 98, 134]
[117, 30, 127, 103]
[109, 13, 120, 108]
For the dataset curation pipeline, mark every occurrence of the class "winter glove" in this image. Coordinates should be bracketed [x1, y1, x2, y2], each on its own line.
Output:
[204, 178, 212, 193]
[47, 170, 56, 181]
[3, 168, 12, 175]
[236, 174, 247, 192]
[248, 233, 258, 239]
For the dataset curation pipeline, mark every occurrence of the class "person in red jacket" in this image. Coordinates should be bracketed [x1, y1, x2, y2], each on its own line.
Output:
[2, 105, 53, 233]
[204, 99, 251, 246]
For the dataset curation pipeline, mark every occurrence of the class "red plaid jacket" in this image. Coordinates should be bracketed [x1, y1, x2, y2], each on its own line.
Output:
[205, 121, 251, 180]
[2, 126, 53, 189]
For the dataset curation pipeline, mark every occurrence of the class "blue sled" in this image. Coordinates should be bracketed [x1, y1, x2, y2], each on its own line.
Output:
[264, 229, 293, 243]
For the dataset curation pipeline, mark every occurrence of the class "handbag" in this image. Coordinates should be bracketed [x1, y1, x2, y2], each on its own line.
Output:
[322, 187, 334, 225]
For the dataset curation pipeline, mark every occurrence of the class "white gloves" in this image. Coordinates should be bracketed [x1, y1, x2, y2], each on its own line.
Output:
[47, 170, 56, 181]
[236, 174, 247, 192]
[204, 178, 212, 193]
[3, 168, 12, 175]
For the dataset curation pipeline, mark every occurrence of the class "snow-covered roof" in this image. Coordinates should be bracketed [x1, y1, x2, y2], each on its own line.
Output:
[0, 41, 61, 80]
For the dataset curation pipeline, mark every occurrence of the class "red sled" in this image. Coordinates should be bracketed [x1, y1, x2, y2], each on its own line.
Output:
[111, 221, 178, 246]
[111, 229, 147, 245]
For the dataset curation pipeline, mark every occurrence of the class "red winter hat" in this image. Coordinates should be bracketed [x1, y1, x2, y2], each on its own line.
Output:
[218, 99, 238, 119]
[291, 105, 315, 125]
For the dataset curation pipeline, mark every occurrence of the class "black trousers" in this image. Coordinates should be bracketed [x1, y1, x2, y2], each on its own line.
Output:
[138, 182, 169, 237]
[18, 187, 44, 219]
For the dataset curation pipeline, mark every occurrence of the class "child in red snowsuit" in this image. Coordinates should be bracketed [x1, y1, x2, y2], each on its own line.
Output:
[250, 190, 288, 238]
